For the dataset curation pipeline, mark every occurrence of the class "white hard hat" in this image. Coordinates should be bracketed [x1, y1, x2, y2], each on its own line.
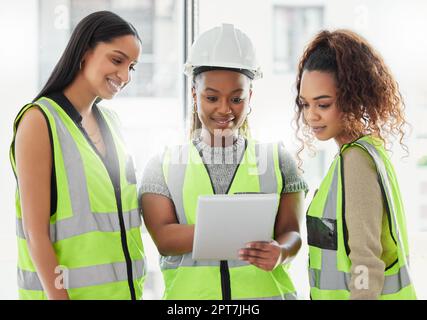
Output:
[184, 23, 262, 80]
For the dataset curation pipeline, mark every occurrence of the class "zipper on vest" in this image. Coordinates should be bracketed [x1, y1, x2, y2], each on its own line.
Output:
[195, 139, 249, 301]
[114, 185, 137, 300]
[220, 260, 231, 300]
[219, 139, 248, 300]
[77, 121, 136, 300]
[194, 139, 249, 300]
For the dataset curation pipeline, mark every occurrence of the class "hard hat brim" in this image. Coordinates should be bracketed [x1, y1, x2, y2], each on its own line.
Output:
[184, 63, 262, 80]
[192, 66, 255, 80]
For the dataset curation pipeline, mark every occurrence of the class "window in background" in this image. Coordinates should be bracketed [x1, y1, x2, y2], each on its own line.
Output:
[39, 0, 180, 98]
[273, 6, 324, 74]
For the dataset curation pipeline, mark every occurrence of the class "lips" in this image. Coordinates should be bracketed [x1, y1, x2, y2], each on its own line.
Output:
[106, 78, 122, 94]
[311, 126, 326, 134]
[211, 116, 235, 126]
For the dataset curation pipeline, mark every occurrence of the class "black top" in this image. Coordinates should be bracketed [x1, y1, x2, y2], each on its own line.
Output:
[44, 92, 121, 216]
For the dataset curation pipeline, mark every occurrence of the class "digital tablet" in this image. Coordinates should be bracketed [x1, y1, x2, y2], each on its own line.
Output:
[192, 193, 279, 260]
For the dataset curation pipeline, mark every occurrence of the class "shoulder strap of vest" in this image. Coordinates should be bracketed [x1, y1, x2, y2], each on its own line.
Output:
[97, 105, 124, 140]
[162, 143, 190, 224]
[162, 143, 190, 181]
[350, 138, 401, 247]
[12, 98, 55, 136]
[252, 140, 283, 194]
[10, 101, 54, 178]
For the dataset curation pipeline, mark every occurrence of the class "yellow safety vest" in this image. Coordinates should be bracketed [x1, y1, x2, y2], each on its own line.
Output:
[10, 97, 145, 300]
[161, 139, 297, 299]
[307, 135, 416, 299]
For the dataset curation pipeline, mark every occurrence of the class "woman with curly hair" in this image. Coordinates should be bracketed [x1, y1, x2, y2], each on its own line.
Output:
[295, 29, 417, 299]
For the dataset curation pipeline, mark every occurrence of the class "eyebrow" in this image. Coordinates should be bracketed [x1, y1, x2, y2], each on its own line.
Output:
[113, 50, 138, 63]
[205, 87, 244, 94]
[299, 95, 333, 101]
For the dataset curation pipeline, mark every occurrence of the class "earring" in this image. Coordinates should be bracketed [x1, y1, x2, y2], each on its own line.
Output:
[192, 102, 197, 114]
[247, 106, 252, 115]
[79, 61, 83, 70]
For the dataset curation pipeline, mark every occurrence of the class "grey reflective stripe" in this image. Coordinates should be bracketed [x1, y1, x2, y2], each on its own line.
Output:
[309, 264, 412, 295]
[320, 164, 340, 288]
[97, 106, 123, 140]
[354, 141, 405, 254]
[239, 293, 297, 300]
[18, 269, 44, 291]
[382, 264, 411, 295]
[322, 163, 339, 220]
[37, 99, 92, 223]
[309, 264, 350, 290]
[16, 209, 141, 241]
[160, 253, 249, 270]
[255, 143, 278, 193]
[18, 259, 146, 291]
[165, 145, 189, 224]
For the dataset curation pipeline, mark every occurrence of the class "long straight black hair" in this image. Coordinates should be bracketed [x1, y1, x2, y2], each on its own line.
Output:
[33, 11, 141, 102]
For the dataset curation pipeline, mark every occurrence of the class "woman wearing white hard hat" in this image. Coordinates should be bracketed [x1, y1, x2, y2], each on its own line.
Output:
[140, 24, 307, 300]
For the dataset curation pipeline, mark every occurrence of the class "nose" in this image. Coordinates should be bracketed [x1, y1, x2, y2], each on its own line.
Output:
[117, 66, 131, 84]
[304, 105, 320, 123]
[217, 98, 232, 114]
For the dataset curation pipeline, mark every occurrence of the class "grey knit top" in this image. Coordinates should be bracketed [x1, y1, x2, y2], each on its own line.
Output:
[139, 136, 308, 198]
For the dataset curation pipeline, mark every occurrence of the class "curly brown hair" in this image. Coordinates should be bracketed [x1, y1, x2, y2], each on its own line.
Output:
[294, 29, 408, 168]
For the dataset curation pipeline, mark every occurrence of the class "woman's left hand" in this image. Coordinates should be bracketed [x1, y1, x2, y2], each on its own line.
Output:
[238, 240, 285, 271]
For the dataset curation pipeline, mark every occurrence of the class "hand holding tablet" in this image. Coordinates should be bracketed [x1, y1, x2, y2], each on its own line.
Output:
[192, 193, 279, 260]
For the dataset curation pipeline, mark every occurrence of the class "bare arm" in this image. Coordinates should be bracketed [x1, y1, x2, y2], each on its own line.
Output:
[141, 193, 194, 256]
[239, 191, 304, 271]
[274, 191, 304, 262]
[15, 108, 69, 300]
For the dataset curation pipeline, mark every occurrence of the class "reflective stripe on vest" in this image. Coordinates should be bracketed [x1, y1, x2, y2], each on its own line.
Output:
[355, 140, 406, 261]
[240, 294, 297, 300]
[309, 264, 411, 295]
[18, 259, 145, 290]
[16, 209, 141, 241]
[307, 136, 415, 298]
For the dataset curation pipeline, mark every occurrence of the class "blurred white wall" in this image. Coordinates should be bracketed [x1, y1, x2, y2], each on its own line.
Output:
[0, 1, 38, 299]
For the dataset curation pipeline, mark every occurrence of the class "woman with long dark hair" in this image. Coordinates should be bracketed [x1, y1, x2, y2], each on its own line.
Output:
[10, 11, 145, 300]
[295, 29, 417, 299]
[141, 24, 307, 300]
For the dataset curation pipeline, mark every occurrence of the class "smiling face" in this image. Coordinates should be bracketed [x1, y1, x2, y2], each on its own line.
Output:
[299, 70, 351, 147]
[193, 70, 252, 140]
[82, 34, 141, 99]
